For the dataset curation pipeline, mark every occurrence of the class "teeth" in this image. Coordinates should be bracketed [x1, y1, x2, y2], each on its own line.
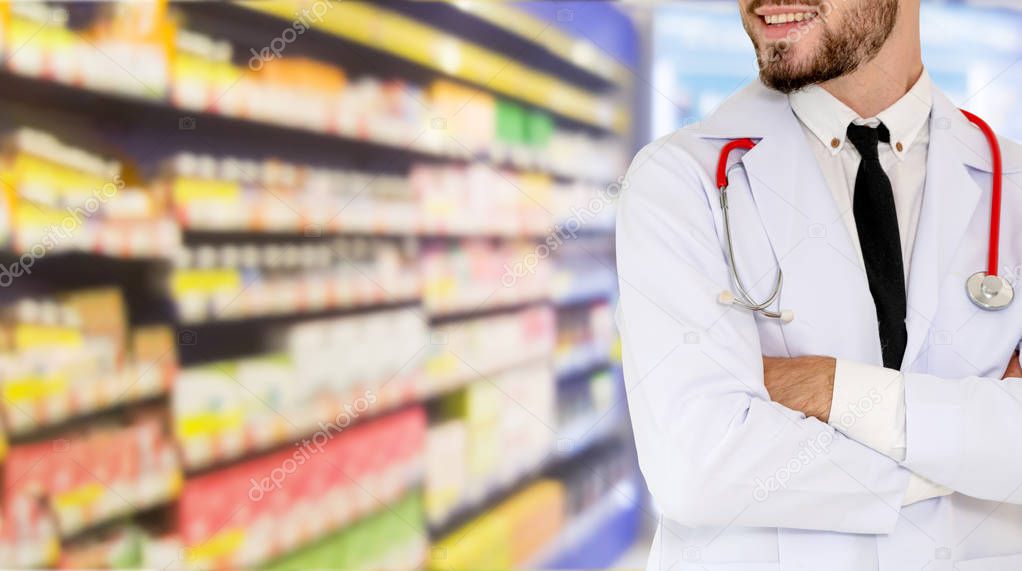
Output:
[765, 12, 816, 25]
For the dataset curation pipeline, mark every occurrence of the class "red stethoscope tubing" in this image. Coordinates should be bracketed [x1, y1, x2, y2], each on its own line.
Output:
[959, 110, 1003, 277]
[714, 110, 1004, 277]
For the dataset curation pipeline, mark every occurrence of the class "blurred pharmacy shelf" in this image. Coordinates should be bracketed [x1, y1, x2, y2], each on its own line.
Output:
[234, 1, 629, 134]
[0, 70, 619, 186]
[0, 1, 639, 569]
[525, 478, 643, 569]
[429, 440, 641, 570]
[409, 1, 632, 86]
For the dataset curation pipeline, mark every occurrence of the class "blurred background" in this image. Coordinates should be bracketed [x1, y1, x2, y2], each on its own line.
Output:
[0, 1, 1019, 569]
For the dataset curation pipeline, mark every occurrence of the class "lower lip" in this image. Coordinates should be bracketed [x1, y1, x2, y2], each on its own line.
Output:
[761, 18, 813, 41]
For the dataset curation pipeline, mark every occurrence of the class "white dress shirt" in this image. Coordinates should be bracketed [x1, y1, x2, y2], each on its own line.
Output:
[789, 70, 952, 505]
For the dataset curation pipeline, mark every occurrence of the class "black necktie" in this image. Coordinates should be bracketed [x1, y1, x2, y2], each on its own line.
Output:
[847, 123, 907, 369]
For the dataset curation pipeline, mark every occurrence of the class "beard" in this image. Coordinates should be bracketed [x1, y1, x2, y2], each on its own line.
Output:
[744, 0, 899, 93]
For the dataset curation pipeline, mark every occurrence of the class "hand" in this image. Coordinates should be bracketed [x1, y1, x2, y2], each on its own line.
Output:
[1003, 350, 1022, 379]
[762, 356, 837, 422]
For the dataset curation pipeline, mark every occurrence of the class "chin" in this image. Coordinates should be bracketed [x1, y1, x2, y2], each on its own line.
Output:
[758, 52, 823, 93]
[758, 45, 801, 70]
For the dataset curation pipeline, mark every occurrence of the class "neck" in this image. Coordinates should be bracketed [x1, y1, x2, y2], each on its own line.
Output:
[821, 5, 923, 118]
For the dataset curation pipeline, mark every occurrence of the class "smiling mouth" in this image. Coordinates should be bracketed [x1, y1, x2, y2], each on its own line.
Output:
[753, 5, 821, 27]
[762, 11, 818, 25]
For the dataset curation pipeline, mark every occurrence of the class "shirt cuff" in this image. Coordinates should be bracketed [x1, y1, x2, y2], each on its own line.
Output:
[903, 473, 953, 506]
[828, 359, 906, 460]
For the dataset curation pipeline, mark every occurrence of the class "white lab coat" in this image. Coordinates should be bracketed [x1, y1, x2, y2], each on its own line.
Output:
[616, 80, 1022, 571]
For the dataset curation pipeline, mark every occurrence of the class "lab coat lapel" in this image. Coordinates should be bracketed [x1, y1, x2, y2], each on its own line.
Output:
[901, 92, 983, 371]
[692, 82, 882, 362]
[741, 115, 881, 361]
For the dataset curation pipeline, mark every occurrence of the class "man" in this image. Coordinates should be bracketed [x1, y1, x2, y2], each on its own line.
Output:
[617, 0, 1022, 569]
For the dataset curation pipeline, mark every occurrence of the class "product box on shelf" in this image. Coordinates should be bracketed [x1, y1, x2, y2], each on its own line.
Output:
[555, 369, 619, 457]
[158, 151, 421, 235]
[246, 57, 349, 133]
[170, 237, 420, 323]
[427, 362, 555, 525]
[554, 301, 616, 377]
[526, 443, 640, 569]
[421, 239, 552, 316]
[266, 491, 427, 571]
[425, 304, 555, 394]
[58, 524, 185, 570]
[0, 290, 177, 435]
[423, 420, 467, 525]
[0, 127, 179, 258]
[178, 407, 426, 570]
[552, 260, 618, 307]
[411, 163, 553, 237]
[0, 492, 60, 569]
[170, 25, 430, 151]
[171, 28, 243, 116]
[427, 80, 496, 157]
[3, 2, 171, 98]
[430, 479, 564, 571]
[3, 412, 182, 539]
[174, 308, 427, 470]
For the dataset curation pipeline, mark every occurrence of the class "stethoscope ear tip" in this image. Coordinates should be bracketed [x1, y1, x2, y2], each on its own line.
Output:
[780, 309, 795, 323]
[718, 291, 736, 305]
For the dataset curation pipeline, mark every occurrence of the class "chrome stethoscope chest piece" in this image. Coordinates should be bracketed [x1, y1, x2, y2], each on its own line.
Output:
[966, 271, 1014, 311]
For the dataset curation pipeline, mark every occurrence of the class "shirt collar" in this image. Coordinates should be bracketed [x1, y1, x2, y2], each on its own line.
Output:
[789, 69, 933, 160]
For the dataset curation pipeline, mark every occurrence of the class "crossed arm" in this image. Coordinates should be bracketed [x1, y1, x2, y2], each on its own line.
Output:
[761, 353, 1022, 425]
[763, 353, 1022, 505]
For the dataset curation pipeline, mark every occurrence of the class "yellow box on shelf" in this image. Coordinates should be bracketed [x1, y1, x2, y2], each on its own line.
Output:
[10, 153, 113, 205]
[10, 202, 66, 243]
[52, 482, 105, 512]
[2, 373, 69, 405]
[171, 177, 242, 205]
[430, 479, 565, 571]
[234, 1, 628, 134]
[176, 407, 245, 440]
[432, 510, 512, 571]
[497, 479, 564, 564]
[170, 268, 242, 297]
[172, 52, 226, 103]
[13, 322, 84, 350]
[425, 351, 459, 381]
[4, 10, 76, 79]
[186, 527, 246, 565]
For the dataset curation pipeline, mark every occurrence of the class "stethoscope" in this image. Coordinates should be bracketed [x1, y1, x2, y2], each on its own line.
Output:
[715, 109, 1011, 324]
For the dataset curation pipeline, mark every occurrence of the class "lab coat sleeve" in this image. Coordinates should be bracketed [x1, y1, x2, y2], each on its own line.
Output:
[900, 371, 1022, 504]
[616, 140, 912, 534]
[830, 360, 953, 504]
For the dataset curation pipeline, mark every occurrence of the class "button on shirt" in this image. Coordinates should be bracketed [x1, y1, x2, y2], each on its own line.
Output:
[789, 69, 951, 504]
